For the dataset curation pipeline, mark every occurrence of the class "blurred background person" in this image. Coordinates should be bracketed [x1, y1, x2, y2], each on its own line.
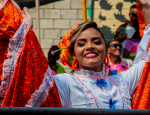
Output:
[48, 45, 66, 75]
[104, 39, 132, 76]
[123, 24, 141, 60]
[114, 4, 141, 60]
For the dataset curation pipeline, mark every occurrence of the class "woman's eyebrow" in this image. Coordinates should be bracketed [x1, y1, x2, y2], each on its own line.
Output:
[76, 38, 86, 42]
[76, 37, 102, 42]
[92, 37, 101, 40]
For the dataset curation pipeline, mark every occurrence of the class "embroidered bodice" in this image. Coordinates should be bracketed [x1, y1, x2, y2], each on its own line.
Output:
[53, 61, 144, 109]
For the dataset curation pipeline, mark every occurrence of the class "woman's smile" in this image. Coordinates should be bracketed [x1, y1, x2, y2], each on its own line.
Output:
[84, 52, 98, 58]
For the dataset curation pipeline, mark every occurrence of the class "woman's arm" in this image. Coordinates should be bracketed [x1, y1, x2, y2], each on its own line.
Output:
[123, 49, 135, 60]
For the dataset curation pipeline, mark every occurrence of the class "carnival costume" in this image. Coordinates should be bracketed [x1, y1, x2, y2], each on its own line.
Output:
[131, 1, 150, 109]
[1, 0, 150, 109]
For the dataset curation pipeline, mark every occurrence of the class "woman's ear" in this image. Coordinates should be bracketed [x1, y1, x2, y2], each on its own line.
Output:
[107, 48, 110, 54]
[73, 53, 76, 59]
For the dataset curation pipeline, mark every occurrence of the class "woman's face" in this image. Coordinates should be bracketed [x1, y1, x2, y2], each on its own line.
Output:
[107, 41, 122, 57]
[74, 28, 106, 72]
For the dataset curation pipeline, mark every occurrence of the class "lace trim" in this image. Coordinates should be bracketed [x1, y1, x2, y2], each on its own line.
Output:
[0, 20, 30, 97]
[0, 0, 8, 10]
[26, 67, 54, 107]
[140, 47, 150, 63]
[107, 75, 131, 109]
[74, 69, 105, 78]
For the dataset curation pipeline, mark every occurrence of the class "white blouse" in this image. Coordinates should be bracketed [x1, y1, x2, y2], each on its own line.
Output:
[26, 24, 150, 109]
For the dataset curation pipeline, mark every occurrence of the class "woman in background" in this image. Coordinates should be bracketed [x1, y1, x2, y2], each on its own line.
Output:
[48, 45, 66, 74]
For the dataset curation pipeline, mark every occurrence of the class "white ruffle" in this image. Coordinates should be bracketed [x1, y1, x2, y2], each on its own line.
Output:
[26, 66, 54, 107]
[107, 75, 131, 109]
[74, 69, 105, 78]
[0, 0, 8, 10]
[0, 20, 30, 97]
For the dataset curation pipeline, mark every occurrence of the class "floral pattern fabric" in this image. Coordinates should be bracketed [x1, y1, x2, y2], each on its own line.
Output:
[104, 61, 129, 76]
[131, 1, 150, 109]
[0, 0, 62, 107]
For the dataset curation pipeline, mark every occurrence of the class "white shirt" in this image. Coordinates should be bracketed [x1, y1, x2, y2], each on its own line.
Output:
[120, 24, 136, 58]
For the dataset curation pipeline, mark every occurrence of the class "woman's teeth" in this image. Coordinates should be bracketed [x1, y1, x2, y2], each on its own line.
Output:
[86, 53, 97, 56]
[115, 50, 120, 52]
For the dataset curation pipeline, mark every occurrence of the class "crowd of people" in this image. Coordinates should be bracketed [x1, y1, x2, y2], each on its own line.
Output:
[0, 0, 150, 109]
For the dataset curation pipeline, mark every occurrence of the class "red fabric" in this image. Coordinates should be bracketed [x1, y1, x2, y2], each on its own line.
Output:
[0, 1, 62, 107]
[136, 1, 145, 38]
[131, 1, 150, 109]
[41, 81, 62, 107]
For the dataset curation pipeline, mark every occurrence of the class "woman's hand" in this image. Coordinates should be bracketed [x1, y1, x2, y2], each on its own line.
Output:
[137, 0, 150, 8]
[137, 0, 150, 26]
[117, 33, 127, 43]
[10, 0, 33, 28]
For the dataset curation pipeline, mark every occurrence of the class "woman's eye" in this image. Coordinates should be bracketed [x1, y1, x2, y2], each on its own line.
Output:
[93, 40, 101, 45]
[77, 41, 85, 47]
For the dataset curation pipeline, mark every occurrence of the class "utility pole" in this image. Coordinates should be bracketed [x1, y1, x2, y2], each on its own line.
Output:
[82, 0, 87, 22]
[35, 0, 40, 43]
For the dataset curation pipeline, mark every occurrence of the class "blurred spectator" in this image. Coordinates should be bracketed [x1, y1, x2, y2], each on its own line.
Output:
[104, 39, 132, 76]
[48, 45, 66, 74]
[114, 4, 141, 59]
[123, 36, 140, 60]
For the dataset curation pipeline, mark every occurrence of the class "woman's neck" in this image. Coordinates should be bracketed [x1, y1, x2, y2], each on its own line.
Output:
[129, 21, 134, 27]
[110, 55, 122, 64]
[79, 64, 103, 72]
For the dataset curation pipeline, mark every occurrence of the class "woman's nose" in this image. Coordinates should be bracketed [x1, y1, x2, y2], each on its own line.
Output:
[117, 45, 121, 49]
[86, 42, 94, 51]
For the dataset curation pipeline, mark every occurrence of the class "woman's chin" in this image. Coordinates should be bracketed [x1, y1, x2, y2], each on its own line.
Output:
[80, 62, 102, 69]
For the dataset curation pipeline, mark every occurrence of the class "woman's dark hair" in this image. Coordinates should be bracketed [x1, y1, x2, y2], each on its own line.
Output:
[130, 4, 136, 9]
[133, 21, 140, 39]
[48, 45, 61, 72]
[69, 21, 107, 56]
